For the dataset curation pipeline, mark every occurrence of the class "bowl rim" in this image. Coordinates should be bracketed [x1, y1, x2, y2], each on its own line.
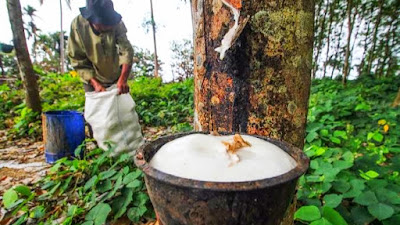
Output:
[134, 132, 309, 191]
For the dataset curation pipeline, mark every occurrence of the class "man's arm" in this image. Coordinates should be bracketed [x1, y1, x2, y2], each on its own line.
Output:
[68, 20, 105, 92]
[116, 21, 134, 94]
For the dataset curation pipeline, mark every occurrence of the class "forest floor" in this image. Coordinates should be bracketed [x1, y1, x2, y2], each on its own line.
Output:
[0, 126, 171, 197]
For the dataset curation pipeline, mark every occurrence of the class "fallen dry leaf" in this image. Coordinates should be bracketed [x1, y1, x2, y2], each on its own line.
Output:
[222, 133, 251, 154]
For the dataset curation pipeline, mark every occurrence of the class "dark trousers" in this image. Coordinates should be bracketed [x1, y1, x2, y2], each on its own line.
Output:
[83, 82, 115, 92]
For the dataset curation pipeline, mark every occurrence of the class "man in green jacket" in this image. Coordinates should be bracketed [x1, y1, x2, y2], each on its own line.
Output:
[68, 0, 133, 94]
[68, 0, 144, 154]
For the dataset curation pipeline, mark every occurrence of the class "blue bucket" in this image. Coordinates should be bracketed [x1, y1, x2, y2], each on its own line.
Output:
[42, 111, 85, 163]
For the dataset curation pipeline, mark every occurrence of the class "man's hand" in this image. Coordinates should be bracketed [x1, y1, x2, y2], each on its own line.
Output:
[90, 78, 106, 92]
[117, 64, 133, 95]
[117, 80, 129, 95]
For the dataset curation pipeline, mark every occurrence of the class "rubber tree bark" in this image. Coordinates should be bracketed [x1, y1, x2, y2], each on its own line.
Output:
[192, 1, 313, 223]
[7, 0, 41, 112]
[192, 0, 314, 148]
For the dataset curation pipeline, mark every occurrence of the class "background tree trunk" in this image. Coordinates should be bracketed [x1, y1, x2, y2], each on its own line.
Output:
[392, 88, 400, 107]
[59, 0, 65, 74]
[330, 20, 344, 78]
[312, 0, 330, 79]
[7, 0, 41, 112]
[365, 0, 384, 75]
[342, 0, 353, 85]
[150, 0, 159, 78]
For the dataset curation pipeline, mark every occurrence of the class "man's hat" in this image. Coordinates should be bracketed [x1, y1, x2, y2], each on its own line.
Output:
[80, 0, 122, 26]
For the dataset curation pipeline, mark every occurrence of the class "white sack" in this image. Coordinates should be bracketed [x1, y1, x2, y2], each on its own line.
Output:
[84, 85, 144, 156]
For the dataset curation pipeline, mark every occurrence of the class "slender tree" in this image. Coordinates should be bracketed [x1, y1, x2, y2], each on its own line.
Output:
[342, 0, 353, 85]
[149, 0, 159, 78]
[7, 0, 41, 112]
[23, 5, 39, 63]
[323, 0, 336, 78]
[365, 0, 384, 75]
[313, 0, 330, 79]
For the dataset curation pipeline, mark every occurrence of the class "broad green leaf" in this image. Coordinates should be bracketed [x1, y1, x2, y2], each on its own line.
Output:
[330, 137, 341, 144]
[310, 160, 319, 170]
[350, 179, 365, 190]
[333, 180, 351, 193]
[372, 133, 384, 142]
[127, 205, 147, 222]
[353, 191, 379, 206]
[3, 189, 18, 209]
[375, 188, 400, 205]
[81, 222, 94, 225]
[389, 147, 400, 153]
[333, 160, 353, 170]
[127, 180, 142, 188]
[322, 207, 348, 225]
[14, 185, 32, 197]
[106, 175, 123, 200]
[133, 192, 150, 206]
[123, 166, 130, 175]
[350, 206, 375, 225]
[123, 170, 142, 184]
[365, 170, 379, 179]
[307, 132, 319, 143]
[85, 203, 112, 225]
[115, 188, 134, 219]
[99, 170, 117, 180]
[323, 194, 343, 208]
[30, 206, 46, 219]
[320, 129, 329, 137]
[307, 122, 323, 133]
[382, 214, 400, 225]
[84, 175, 98, 192]
[315, 162, 333, 175]
[294, 205, 321, 222]
[368, 203, 394, 221]
[309, 218, 333, 225]
[97, 180, 113, 193]
[342, 151, 354, 162]
[367, 179, 388, 189]
[367, 132, 374, 141]
[333, 130, 347, 139]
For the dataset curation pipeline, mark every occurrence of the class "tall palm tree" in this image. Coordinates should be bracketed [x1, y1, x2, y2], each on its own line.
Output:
[23, 5, 40, 62]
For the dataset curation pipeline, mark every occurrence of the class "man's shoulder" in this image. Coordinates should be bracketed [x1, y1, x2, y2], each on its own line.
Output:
[71, 15, 89, 29]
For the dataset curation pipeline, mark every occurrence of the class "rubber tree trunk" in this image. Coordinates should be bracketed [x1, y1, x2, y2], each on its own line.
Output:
[7, 0, 41, 112]
[192, 1, 313, 223]
[192, 0, 314, 159]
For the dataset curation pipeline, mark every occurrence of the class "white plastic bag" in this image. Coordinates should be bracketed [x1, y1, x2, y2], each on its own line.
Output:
[84, 85, 144, 156]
